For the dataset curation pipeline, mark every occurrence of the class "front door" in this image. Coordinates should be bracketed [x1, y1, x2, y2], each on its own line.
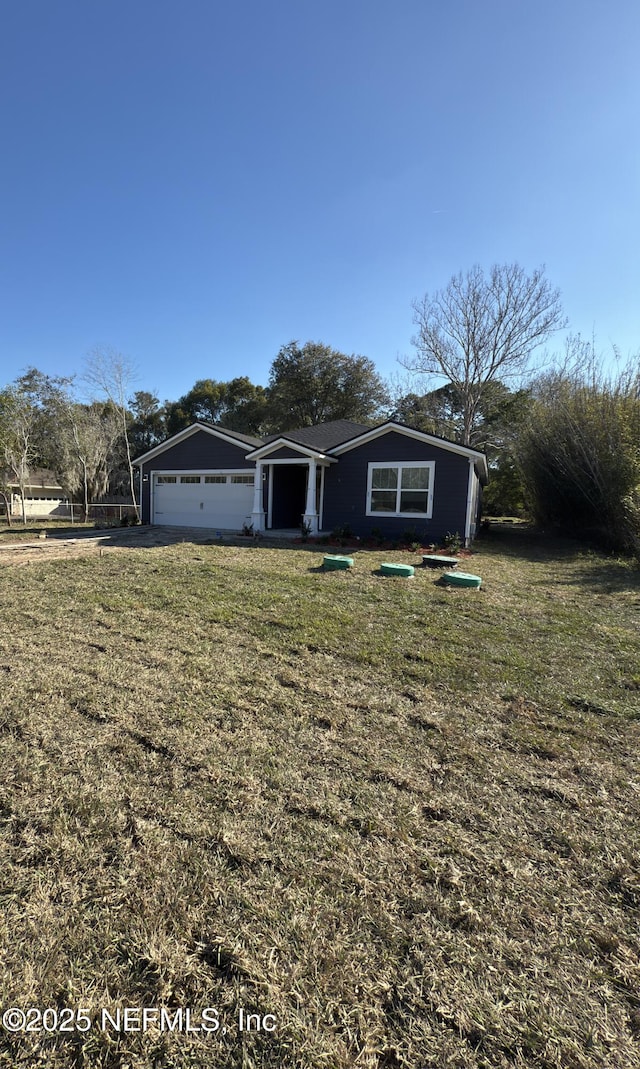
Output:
[270, 465, 307, 528]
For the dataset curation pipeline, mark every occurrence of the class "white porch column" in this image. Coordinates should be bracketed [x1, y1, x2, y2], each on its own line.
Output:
[303, 459, 318, 534]
[251, 461, 265, 531]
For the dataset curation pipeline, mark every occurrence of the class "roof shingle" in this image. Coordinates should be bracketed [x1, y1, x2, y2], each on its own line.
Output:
[263, 420, 370, 451]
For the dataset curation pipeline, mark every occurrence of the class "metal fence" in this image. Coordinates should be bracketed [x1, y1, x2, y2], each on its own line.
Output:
[1, 500, 139, 523]
[82, 503, 139, 523]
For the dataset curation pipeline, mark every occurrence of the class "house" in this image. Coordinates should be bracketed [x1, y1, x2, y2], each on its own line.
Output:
[0, 469, 70, 519]
[135, 419, 488, 544]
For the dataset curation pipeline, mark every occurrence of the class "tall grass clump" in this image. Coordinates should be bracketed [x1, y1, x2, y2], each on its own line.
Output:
[518, 338, 640, 553]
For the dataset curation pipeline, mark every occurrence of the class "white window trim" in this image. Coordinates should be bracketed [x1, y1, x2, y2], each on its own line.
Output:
[365, 461, 435, 519]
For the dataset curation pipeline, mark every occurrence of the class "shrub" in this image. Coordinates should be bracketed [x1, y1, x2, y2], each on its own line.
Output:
[330, 524, 353, 545]
[443, 531, 463, 554]
[517, 343, 640, 553]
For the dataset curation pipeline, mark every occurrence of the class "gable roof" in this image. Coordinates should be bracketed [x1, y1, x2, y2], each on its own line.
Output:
[262, 420, 370, 451]
[328, 420, 489, 482]
[134, 422, 264, 465]
[134, 418, 488, 482]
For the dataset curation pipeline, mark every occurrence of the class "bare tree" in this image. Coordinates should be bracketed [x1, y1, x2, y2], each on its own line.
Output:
[55, 401, 120, 518]
[405, 263, 566, 444]
[0, 478, 12, 527]
[0, 386, 38, 524]
[84, 348, 139, 519]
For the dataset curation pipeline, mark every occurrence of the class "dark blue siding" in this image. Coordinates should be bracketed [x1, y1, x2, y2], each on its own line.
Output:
[140, 430, 255, 523]
[322, 432, 470, 540]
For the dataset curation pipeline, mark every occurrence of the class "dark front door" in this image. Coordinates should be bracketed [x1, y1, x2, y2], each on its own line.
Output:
[271, 464, 307, 528]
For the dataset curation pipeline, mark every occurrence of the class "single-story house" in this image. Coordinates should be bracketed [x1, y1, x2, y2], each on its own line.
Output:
[0, 469, 70, 518]
[135, 419, 488, 544]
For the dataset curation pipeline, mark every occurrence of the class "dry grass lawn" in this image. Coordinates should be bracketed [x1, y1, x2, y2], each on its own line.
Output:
[0, 526, 639, 1068]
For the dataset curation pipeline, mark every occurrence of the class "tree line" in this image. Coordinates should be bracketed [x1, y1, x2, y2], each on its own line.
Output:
[1, 263, 638, 551]
[0, 354, 138, 524]
[0, 342, 393, 524]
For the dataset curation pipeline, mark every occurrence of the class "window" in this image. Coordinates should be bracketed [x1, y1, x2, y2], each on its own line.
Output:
[204, 475, 226, 484]
[230, 474, 254, 485]
[156, 475, 176, 484]
[367, 462, 434, 517]
[180, 475, 201, 484]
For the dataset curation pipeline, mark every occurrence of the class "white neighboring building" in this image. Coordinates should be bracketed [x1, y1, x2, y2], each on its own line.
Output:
[1, 469, 70, 519]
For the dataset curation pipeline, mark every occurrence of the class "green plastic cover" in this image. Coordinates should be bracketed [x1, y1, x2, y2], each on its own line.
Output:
[380, 562, 415, 577]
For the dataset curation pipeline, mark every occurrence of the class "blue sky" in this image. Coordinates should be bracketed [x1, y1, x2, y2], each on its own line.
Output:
[1, 0, 639, 404]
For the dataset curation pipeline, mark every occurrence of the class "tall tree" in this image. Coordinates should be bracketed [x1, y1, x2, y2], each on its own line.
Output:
[392, 380, 532, 514]
[12, 367, 74, 470]
[406, 263, 566, 444]
[392, 380, 531, 448]
[55, 401, 120, 518]
[222, 377, 269, 436]
[165, 379, 227, 432]
[391, 384, 465, 439]
[84, 348, 139, 519]
[165, 377, 268, 437]
[129, 391, 166, 455]
[267, 341, 389, 430]
[0, 385, 39, 524]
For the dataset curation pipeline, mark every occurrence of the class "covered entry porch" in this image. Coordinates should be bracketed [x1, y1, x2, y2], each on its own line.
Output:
[247, 443, 334, 535]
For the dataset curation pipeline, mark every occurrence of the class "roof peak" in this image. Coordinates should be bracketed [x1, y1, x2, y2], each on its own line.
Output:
[263, 419, 370, 449]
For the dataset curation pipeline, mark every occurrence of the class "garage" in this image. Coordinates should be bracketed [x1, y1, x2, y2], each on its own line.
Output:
[152, 472, 254, 529]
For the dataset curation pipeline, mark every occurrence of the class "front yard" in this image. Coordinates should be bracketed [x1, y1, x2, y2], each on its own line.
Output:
[0, 528, 638, 1068]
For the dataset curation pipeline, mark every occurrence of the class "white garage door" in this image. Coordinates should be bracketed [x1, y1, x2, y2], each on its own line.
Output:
[153, 473, 254, 529]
